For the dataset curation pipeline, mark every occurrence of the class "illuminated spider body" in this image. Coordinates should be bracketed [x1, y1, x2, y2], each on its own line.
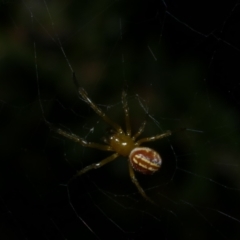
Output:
[54, 73, 172, 203]
[129, 147, 162, 175]
[109, 132, 162, 174]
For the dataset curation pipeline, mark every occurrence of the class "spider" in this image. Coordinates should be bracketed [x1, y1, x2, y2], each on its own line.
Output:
[52, 73, 172, 204]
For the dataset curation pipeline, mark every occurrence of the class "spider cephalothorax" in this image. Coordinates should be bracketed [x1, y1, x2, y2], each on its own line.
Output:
[53, 73, 172, 203]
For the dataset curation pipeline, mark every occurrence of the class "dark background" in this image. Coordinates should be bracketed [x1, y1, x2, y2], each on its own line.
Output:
[0, 0, 240, 239]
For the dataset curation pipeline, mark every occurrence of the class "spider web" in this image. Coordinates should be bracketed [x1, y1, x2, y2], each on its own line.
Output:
[1, 0, 240, 239]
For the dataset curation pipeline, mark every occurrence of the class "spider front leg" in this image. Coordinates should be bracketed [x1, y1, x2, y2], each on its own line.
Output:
[53, 127, 114, 151]
[128, 162, 155, 204]
[121, 85, 131, 136]
[136, 130, 172, 145]
[73, 73, 123, 134]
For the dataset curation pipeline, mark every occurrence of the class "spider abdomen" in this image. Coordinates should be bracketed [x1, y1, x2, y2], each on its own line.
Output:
[129, 147, 162, 175]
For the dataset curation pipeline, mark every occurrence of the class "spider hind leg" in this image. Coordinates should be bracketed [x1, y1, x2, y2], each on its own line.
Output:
[128, 162, 156, 205]
[72, 153, 119, 180]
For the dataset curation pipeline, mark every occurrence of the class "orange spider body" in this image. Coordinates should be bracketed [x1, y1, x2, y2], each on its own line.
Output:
[109, 133, 135, 157]
[53, 73, 172, 203]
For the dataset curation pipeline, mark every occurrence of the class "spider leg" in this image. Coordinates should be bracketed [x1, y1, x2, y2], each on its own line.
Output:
[54, 127, 114, 151]
[73, 153, 119, 178]
[73, 73, 123, 133]
[122, 85, 131, 136]
[132, 119, 147, 140]
[136, 130, 172, 145]
[128, 162, 155, 204]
